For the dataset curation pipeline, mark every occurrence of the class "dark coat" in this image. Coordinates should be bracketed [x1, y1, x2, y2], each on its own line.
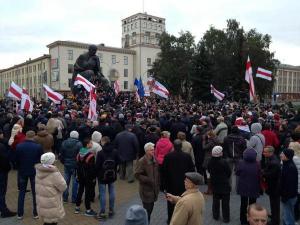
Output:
[170, 121, 186, 141]
[192, 133, 204, 168]
[202, 136, 219, 168]
[16, 139, 43, 176]
[236, 148, 260, 198]
[208, 157, 231, 194]
[162, 150, 195, 195]
[262, 154, 281, 196]
[0, 139, 11, 173]
[281, 159, 298, 201]
[135, 155, 160, 203]
[60, 138, 82, 168]
[95, 143, 120, 184]
[114, 130, 139, 162]
[223, 133, 247, 160]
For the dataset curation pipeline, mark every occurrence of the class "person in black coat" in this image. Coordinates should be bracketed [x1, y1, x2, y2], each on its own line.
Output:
[208, 146, 231, 223]
[95, 136, 120, 219]
[280, 148, 298, 225]
[162, 139, 195, 224]
[191, 126, 204, 176]
[262, 146, 281, 225]
[0, 129, 16, 218]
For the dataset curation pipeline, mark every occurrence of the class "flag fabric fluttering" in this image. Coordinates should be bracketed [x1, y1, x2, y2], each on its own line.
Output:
[74, 74, 95, 92]
[210, 84, 225, 101]
[43, 84, 64, 104]
[20, 89, 33, 112]
[134, 78, 145, 98]
[256, 67, 272, 81]
[88, 88, 97, 121]
[113, 80, 120, 95]
[147, 77, 169, 99]
[245, 56, 256, 101]
[8, 82, 22, 100]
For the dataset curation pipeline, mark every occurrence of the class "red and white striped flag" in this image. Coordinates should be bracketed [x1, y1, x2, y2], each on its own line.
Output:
[147, 77, 169, 99]
[88, 88, 97, 121]
[245, 56, 256, 101]
[210, 84, 225, 101]
[43, 84, 64, 104]
[74, 74, 95, 92]
[20, 89, 33, 112]
[8, 82, 22, 100]
[113, 80, 120, 95]
[256, 67, 272, 81]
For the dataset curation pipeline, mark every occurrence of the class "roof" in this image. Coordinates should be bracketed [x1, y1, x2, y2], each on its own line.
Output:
[278, 64, 300, 71]
[47, 40, 136, 55]
[122, 12, 165, 24]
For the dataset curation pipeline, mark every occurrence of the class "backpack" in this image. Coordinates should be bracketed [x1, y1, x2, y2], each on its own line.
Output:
[102, 158, 116, 183]
[76, 152, 94, 180]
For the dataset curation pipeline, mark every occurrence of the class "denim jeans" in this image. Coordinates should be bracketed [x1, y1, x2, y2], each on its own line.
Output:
[99, 182, 115, 213]
[17, 174, 37, 217]
[63, 166, 78, 202]
[0, 172, 8, 213]
[282, 196, 297, 225]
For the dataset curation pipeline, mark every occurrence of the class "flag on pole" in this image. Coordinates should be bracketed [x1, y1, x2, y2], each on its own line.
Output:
[210, 84, 225, 101]
[245, 56, 256, 101]
[147, 77, 169, 99]
[256, 67, 272, 81]
[134, 78, 145, 98]
[88, 88, 97, 121]
[43, 84, 64, 104]
[20, 89, 33, 112]
[74, 74, 95, 92]
[113, 80, 120, 95]
[8, 82, 22, 100]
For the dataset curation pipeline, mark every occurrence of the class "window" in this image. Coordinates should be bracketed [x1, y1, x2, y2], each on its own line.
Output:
[124, 56, 128, 65]
[112, 55, 116, 64]
[29, 66, 32, 73]
[68, 50, 73, 60]
[147, 58, 151, 66]
[43, 63, 45, 70]
[68, 64, 74, 74]
[132, 32, 136, 45]
[144, 32, 150, 43]
[124, 69, 128, 77]
[33, 65, 36, 72]
[68, 79, 72, 87]
[124, 81, 128, 90]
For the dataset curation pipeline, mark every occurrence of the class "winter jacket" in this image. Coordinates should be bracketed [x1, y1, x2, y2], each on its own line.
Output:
[34, 130, 54, 153]
[262, 154, 281, 196]
[16, 140, 43, 176]
[90, 141, 102, 155]
[202, 136, 219, 168]
[35, 164, 67, 223]
[11, 132, 26, 151]
[60, 138, 82, 168]
[281, 159, 298, 201]
[114, 130, 139, 162]
[236, 148, 260, 198]
[0, 139, 11, 173]
[247, 133, 265, 161]
[76, 151, 96, 182]
[261, 129, 280, 149]
[181, 140, 195, 164]
[96, 143, 120, 184]
[214, 122, 228, 144]
[208, 157, 231, 194]
[135, 155, 160, 203]
[223, 133, 247, 160]
[155, 137, 173, 165]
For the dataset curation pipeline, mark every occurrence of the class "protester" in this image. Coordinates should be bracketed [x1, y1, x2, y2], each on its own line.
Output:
[34, 123, 54, 153]
[213, 116, 228, 144]
[177, 131, 195, 164]
[247, 203, 268, 225]
[35, 152, 67, 225]
[248, 123, 265, 161]
[91, 131, 102, 155]
[124, 204, 148, 225]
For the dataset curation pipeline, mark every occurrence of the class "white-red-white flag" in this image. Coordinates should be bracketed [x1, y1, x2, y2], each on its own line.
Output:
[43, 84, 64, 104]
[210, 84, 225, 101]
[74, 74, 95, 92]
[8, 82, 22, 100]
[88, 89, 97, 121]
[256, 67, 272, 81]
[113, 80, 120, 95]
[245, 56, 256, 101]
[20, 89, 33, 112]
[147, 77, 169, 99]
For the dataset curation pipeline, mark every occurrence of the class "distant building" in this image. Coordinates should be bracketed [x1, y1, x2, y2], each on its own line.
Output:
[0, 12, 165, 99]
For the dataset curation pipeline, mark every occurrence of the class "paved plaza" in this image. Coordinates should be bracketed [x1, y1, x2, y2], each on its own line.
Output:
[1, 163, 271, 225]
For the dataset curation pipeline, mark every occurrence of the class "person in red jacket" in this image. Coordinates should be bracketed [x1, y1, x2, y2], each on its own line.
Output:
[261, 123, 279, 152]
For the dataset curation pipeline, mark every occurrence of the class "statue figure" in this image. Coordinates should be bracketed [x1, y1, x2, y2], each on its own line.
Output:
[72, 44, 110, 95]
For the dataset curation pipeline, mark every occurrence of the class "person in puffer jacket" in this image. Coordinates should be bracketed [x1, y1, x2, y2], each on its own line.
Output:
[60, 131, 82, 203]
[35, 152, 67, 225]
[247, 123, 265, 161]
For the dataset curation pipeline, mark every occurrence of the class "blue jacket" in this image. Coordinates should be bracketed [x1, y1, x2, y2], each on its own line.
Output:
[16, 140, 43, 176]
[60, 138, 82, 168]
[114, 130, 139, 162]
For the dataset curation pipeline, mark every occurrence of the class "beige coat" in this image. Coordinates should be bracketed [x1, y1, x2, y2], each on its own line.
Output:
[181, 140, 195, 164]
[35, 164, 67, 223]
[170, 189, 205, 225]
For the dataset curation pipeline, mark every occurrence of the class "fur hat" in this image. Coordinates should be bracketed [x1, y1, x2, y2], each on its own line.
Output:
[41, 152, 55, 166]
[212, 145, 223, 157]
[70, 131, 79, 139]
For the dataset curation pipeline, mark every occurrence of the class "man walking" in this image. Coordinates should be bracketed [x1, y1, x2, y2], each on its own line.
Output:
[16, 130, 43, 219]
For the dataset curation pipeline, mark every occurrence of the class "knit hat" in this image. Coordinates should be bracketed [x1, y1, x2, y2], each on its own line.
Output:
[70, 131, 79, 139]
[251, 123, 262, 134]
[41, 152, 55, 166]
[92, 131, 102, 143]
[144, 142, 155, 152]
[282, 148, 294, 160]
[212, 145, 223, 157]
[124, 205, 148, 225]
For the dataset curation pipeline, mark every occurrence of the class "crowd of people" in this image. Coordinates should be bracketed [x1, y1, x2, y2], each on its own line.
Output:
[0, 93, 300, 225]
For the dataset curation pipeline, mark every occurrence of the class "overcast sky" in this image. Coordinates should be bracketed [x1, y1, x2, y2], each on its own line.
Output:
[1, 0, 299, 69]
